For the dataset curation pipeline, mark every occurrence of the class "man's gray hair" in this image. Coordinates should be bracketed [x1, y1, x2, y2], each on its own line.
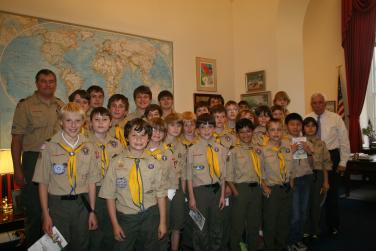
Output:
[310, 93, 326, 102]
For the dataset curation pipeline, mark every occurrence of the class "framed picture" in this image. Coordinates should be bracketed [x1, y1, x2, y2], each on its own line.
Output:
[241, 91, 271, 109]
[326, 100, 336, 113]
[196, 57, 217, 92]
[245, 70, 266, 92]
[193, 93, 223, 107]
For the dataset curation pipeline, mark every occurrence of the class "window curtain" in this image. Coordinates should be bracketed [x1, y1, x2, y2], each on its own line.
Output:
[342, 0, 376, 152]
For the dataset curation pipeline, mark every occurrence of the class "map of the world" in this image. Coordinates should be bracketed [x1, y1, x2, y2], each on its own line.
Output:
[0, 11, 173, 148]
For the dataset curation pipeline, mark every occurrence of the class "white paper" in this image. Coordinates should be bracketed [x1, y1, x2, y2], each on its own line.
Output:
[28, 226, 68, 251]
[292, 137, 308, 160]
[167, 189, 177, 200]
[225, 197, 230, 206]
[189, 209, 206, 231]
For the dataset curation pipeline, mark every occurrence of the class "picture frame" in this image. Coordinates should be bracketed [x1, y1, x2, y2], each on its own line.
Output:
[326, 100, 336, 113]
[245, 70, 266, 92]
[241, 91, 271, 109]
[196, 57, 217, 92]
[193, 93, 223, 107]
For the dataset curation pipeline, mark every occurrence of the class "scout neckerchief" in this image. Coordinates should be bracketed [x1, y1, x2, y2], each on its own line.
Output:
[180, 136, 198, 147]
[97, 143, 109, 177]
[128, 158, 145, 211]
[145, 144, 170, 160]
[58, 134, 84, 195]
[271, 145, 287, 182]
[262, 135, 269, 146]
[213, 129, 229, 144]
[249, 149, 262, 183]
[207, 144, 221, 179]
[115, 124, 127, 147]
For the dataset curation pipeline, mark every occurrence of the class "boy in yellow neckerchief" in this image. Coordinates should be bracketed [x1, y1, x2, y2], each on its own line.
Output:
[258, 119, 294, 251]
[33, 102, 100, 251]
[224, 100, 239, 131]
[226, 118, 263, 251]
[88, 107, 123, 251]
[187, 113, 226, 251]
[99, 118, 167, 251]
[107, 94, 129, 147]
[252, 105, 272, 147]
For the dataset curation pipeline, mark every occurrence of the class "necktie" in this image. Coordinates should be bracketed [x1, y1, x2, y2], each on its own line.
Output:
[98, 144, 109, 177]
[271, 146, 286, 182]
[115, 125, 127, 147]
[317, 115, 321, 139]
[58, 143, 84, 194]
[129, 158, 144, 211]
[207, 144, 221, 179]
[249, 149, 262, 183]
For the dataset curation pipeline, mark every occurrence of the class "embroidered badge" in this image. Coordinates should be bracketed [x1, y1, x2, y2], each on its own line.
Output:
[285, 149, 291, 153]
[256, 148, 262, 155]
[53, 163, 66, 175]
[116, 177, 127, 188]
[194, 165, 205, 170]
[148, 163, 155, 169]
[110, 140, 118, 148]
[82, 147, 89, 155]
[214, 147, 219, 152]
[162, 155, 168, 161]
[226, 136, 231, 141]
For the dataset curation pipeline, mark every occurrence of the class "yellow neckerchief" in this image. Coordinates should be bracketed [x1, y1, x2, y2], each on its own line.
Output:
[213, 128, 230, 144]
[58, 143, 84, 194]
[115, 124, 127, 147]
[262, 135, 269, 146]
[249, 149, 262, 183]
[271, 145, 286, 182]
[145, 148, 163, 160]
[164, 143, 175, 153]
[207, 144, 221, 179]
[128, 158, 144, 211]
[180, 135, 198, 147]
[97, 143, 109, 177]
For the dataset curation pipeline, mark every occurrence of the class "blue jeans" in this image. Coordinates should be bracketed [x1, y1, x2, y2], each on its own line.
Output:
[289, 174, 313, 244]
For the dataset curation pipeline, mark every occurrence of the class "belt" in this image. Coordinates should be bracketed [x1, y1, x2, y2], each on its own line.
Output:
[204, 183, 220, 193]
[278, 183, 291, 192]
[248, 182, 258, 187]
[60, 195, 78, 200]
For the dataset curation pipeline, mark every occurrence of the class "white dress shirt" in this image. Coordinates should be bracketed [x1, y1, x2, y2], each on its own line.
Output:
[306, 110, 350, 167]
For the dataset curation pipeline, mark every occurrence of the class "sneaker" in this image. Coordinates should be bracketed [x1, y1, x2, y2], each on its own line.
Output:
[287, 243, 305, 251]
[311, 234, 319, 239]
[296, 241, 308, 251]
[303, 233, 310, 238]
[331, 228, 339, 235]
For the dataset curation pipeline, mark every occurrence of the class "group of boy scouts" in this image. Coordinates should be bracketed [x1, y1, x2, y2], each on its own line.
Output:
[11, 69, 350, 251]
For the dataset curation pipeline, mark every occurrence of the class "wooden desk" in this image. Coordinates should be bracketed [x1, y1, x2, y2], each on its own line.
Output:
[345, 155, 376, 196]
[0, 212, 24, 233]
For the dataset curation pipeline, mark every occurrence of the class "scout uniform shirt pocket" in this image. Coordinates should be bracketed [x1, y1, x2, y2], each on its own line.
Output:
[76, 147, 92, 186]
[31, 111, 48, 130]
[192, 152, 208, 181]
[115, 168, 128, 189]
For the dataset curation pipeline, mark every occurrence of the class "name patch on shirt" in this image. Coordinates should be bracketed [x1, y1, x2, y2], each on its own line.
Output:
[148, 163, 155, 169]
[116, 177, 127, 188]
[53, 163, 66, 175]
[82, 147, 89, 155]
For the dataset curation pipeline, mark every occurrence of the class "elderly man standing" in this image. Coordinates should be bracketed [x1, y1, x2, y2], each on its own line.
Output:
[11, 69, 65, 247]
[306, 93, 350, 236]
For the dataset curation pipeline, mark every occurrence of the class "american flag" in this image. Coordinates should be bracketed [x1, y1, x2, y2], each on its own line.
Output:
[337, 75, 345, 119]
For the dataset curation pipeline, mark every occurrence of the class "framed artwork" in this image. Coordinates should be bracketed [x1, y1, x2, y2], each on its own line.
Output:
[326, 100, 336, 113]
[196, 57, 217, 92]
[245, 70, 265, 92]
[241, 91, 271, 109]
[193, 93, 223, 107]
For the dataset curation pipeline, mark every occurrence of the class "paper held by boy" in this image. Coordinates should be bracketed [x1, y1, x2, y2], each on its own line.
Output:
[189, 209, 206, 231]
[28, 226, 67, 251]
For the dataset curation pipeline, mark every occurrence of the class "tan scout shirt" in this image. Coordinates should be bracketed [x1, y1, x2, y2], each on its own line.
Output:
[214, 128, 237, 150]
[164, 138, 188, 189]
[251, 126, 267, 147]
[88, 133, 123, 186]
[226, 142, 261, 184]
[287, 135, 314, 178]
[99, 150, 167, 215]
[108, 118, 128, 139]
[32, 132, 100, 195]
[127, 109, 145, 120]
[259, 140, 294, 186]
[187, 138, 227, 188]
[11, 92, 65, 151]
[308, 136, 332, 171]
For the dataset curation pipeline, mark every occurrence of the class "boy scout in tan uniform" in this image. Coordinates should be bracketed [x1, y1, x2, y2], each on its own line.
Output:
[33, 131, 100, 251]
[226, 120, 262, 251]
[99, 149, 167, 251]
[88, 132, 123, 251]
[108, 118, 128, 147]
[187, 114, 227, 251]
[252, 125, 267, 146]
[12, 84, 64, 246]
[258, 121, 294, 251]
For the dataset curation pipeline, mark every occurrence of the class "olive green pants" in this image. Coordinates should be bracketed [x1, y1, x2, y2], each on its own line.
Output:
[263, 185, 292, 251]
[230, 183, 262, 251]
[305, 171, 324, 236]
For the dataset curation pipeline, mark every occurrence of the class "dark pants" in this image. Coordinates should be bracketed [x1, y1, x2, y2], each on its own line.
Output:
[305, 171, 324, 235]
[230, 183, 262, 251]
[49, 194, 90, 251]
[89, 187, 114, 251]
[263, 185, 292, 251]
[289, 174, 313, 244]
[192, 185, 224, 251]
[325, 149, 340, 231]
[220, 195, 232, 251]
[114, 205, 160, 251]
[22, 151, 42, 248]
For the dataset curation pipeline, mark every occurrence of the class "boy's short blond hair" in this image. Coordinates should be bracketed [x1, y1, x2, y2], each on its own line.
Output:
[181, 111, 196, 122]
[148, 117, 167, 133]
[266, 118, 283, 131]
[59, 102, 85, 120]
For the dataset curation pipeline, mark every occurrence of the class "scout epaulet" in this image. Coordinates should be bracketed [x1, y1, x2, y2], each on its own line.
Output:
[145, 148, 163, 160]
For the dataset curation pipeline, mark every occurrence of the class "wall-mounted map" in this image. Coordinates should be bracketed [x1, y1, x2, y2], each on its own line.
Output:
[0, 11, 173, 148]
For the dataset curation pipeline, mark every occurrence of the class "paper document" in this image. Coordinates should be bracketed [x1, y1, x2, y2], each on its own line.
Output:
[28, 226, 68, 251]
[189, 209, 206, 231]
[292, 137, 307, 160]
[167, 189, 177, 200]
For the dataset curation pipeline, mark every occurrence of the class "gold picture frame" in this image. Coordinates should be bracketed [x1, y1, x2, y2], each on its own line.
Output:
[245, 70, 266, 92]
[196, 57, 217, 92]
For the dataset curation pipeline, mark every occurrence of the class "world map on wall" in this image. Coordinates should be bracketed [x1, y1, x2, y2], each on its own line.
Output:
[0, 12, 173, 148]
